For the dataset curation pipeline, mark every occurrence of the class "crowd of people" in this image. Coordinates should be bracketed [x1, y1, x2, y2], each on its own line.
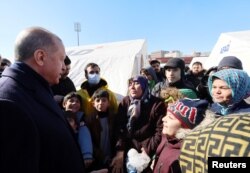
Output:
[0, 27, 249, 173]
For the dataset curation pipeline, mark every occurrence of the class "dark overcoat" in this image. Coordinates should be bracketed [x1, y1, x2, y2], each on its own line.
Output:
[0, 62, 85, 173]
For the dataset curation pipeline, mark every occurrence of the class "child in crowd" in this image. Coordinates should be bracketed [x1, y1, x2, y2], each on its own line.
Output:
[85, 89, 116, 171]
[152, 98, 208, 173]
[62, 92, 93, 170]
[125, 87, 197, 173]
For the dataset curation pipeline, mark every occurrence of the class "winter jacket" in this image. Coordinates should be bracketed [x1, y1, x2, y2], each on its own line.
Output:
[76, 112, 93, 160]
[114, 95, 165, 157]
[185, 70, 205, 89]
[0, 62, 85, 173]
[180, 111, 250, 173]
[51, 76, 76, 96]
[153, 136, 182, 173]
[77, 78, 118, 117]
[210, 100, 250, 116]
[85, 111, 116, 169]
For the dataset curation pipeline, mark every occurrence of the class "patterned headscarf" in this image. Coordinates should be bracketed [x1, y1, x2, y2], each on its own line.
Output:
[208, 69, 250, 114]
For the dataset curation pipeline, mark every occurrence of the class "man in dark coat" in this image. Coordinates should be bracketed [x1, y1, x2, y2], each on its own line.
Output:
[51, 55, 76, 106]
[185, 61, 205, 89]
[151, 58, 196, 98]
[0, 27, 85, 173]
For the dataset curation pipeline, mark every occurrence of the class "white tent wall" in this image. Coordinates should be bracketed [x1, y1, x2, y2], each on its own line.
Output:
[204, 30, 250, 74]
[66, 39, 148, 101]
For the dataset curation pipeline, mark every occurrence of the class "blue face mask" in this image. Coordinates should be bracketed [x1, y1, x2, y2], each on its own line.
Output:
[88, 73, 100, 85]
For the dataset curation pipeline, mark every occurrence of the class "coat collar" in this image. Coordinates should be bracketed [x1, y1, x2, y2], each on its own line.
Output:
[2, 62, 66, 123]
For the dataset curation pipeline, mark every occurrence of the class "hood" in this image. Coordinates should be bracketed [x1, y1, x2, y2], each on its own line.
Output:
[145, 66, 159, 83]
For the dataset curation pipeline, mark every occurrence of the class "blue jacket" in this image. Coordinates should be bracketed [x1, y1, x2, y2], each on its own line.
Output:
[77, 112, 93, 160]
[0, 62, 85, 173]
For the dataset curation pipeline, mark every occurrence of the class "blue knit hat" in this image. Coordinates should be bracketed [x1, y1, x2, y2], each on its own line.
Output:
[167, 99, 208, 129]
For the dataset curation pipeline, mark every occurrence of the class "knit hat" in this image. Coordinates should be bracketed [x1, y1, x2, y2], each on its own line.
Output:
[164, 58, 185, 77]
[129, 75, 148, 92]
[167, 99, 208, 129]
[218, 56, 243, 70]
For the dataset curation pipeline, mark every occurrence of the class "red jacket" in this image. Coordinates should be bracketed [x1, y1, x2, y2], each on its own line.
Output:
[153, 136, 182, 173]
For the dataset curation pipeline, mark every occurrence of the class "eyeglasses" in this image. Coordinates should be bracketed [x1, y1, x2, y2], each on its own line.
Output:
[88, 71, 99, 74]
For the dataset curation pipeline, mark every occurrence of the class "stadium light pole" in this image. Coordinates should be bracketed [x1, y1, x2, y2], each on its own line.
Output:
[74, 22, 81, 46]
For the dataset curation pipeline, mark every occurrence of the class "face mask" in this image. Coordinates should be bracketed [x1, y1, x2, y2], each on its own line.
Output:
[88, 73, 100, 85]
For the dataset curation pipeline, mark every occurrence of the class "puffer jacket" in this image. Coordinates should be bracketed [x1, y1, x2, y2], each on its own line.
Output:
[77, 78, 118, 117]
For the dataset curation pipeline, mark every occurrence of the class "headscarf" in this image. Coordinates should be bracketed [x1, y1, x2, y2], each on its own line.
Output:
[127, 75, 150, 132]
[208, 69, 250, 115]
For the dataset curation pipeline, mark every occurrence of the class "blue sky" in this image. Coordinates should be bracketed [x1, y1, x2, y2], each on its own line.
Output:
[1, 0, 250, 62]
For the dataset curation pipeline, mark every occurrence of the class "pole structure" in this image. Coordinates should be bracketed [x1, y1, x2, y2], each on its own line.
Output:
[74, 22, 81, 46]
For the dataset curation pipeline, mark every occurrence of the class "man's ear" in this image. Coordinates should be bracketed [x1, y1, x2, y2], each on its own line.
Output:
[62, 101, 66, 108]
[33, 49, 46, 66]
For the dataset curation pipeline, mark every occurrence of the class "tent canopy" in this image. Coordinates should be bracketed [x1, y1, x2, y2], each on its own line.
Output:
[204, 30, 250, 74]
[66, 39, 148, 101]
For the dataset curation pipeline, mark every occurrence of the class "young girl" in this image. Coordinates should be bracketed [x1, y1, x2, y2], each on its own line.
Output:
[152, 98, 208, 173]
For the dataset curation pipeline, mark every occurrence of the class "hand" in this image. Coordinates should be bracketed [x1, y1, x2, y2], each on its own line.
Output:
[84, 159, 93, 168]
[110, 151, 124, 173]
[141, 147, 147, 154]
[90, 169, 108, 173]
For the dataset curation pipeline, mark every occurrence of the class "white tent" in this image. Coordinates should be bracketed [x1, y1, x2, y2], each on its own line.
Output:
[204, 30, 250, 74]
[66, 39, 148, 101]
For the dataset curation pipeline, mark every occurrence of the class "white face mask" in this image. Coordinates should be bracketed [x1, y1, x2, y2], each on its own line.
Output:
[88, 73, 100, 85]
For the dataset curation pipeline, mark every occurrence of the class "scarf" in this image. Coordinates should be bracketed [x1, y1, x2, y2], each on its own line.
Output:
[127, 88, 150, 132]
